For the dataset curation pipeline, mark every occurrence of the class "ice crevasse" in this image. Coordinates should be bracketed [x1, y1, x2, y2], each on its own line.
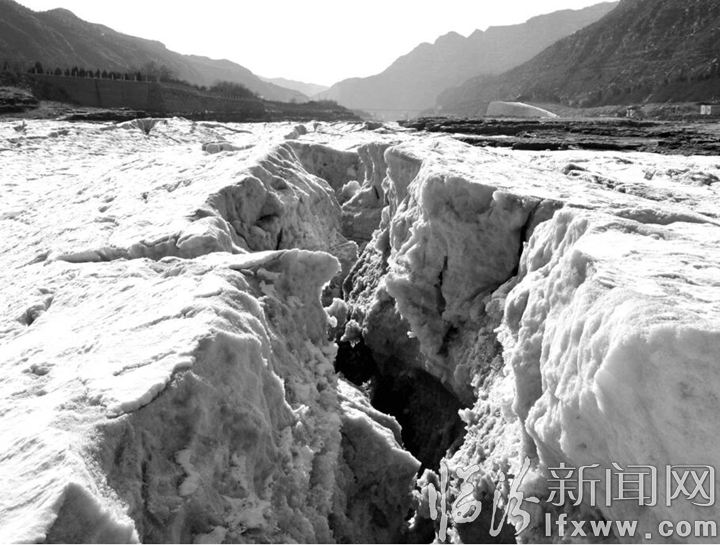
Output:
[345, 136, 720, 542]
[0, 118, 719, 542]
[0, 119, 419, 543]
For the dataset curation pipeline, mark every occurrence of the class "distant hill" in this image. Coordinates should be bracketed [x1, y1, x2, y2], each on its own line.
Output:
[316, 2, 617, 120]
[0, 0, 306, 102]
[438, 0, 720, 116]
[260, 77, 328, 98]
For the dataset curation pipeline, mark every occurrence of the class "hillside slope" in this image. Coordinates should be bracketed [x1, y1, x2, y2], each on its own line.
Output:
[0, 0, 306, 102]
[317, 2, 617, 119]
[261, 76, 329, 97]
[438, 0, 720, 116]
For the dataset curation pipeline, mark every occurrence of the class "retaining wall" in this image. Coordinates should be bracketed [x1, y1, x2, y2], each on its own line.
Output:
[29, 74, 266, 119]
[31, 74, 150, 109]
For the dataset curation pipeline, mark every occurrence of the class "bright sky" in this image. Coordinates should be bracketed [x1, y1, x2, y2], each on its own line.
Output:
[15, 0, 608, 87]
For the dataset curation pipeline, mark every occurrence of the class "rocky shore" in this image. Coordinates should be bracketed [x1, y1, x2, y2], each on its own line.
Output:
[403, 116, 720, 155]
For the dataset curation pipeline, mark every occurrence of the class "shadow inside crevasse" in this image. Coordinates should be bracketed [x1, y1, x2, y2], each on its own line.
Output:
[335, 339, 465, 472]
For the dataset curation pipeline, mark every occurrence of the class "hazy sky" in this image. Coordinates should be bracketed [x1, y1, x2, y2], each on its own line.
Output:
[15, 0, 609, 86]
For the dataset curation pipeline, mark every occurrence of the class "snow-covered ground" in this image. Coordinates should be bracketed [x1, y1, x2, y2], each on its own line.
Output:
[1, 118, 719, 543]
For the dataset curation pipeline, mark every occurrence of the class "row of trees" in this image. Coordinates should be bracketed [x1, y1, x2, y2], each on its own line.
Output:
[14, 60, 258, 99]
[24, 60, 176, 83]
[28, 62, 142, 81]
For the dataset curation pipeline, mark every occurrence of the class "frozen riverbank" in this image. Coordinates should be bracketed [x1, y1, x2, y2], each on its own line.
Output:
[1, 118, 719, 543]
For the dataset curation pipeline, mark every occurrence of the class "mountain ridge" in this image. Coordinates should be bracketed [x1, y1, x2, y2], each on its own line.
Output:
[0, 0, 307, 102]
[260, 76, 329, 98]
[437, 0, 720, 116]
[316, 2, 618, 119]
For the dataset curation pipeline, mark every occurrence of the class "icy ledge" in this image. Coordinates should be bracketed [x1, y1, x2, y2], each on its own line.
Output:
[345, 138, 720, 542]
[0, 119, 419, 542]
[502, 209, 720, 538]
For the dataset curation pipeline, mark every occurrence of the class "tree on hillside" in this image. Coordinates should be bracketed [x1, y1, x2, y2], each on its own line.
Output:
[140, 61, 175, 82]
[29, 61, 44, 74]
[210, 80, 257, 99]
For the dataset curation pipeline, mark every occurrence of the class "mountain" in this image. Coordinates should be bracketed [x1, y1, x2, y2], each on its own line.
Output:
[438, 0, 720, 116]
[316, 2, 617, 120]
[0, 0, 306, 102]
[260, 77, 329, 98]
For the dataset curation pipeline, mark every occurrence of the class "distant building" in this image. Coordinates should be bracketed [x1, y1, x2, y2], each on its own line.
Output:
[700, 104, 719, 115]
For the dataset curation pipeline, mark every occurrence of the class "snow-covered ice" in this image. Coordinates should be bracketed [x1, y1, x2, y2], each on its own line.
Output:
[0, 119, 419, 542]
[345, 137, 720, 541]
[2, 117, 720, 542]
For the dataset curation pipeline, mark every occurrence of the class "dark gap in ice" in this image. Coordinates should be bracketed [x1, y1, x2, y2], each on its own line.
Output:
[406, 515, 437, 544]
[370, 367, 466, 471]
[453, 500, 519, 544]
[335, 338, 378, 386]
[334, 340, 465, 470]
